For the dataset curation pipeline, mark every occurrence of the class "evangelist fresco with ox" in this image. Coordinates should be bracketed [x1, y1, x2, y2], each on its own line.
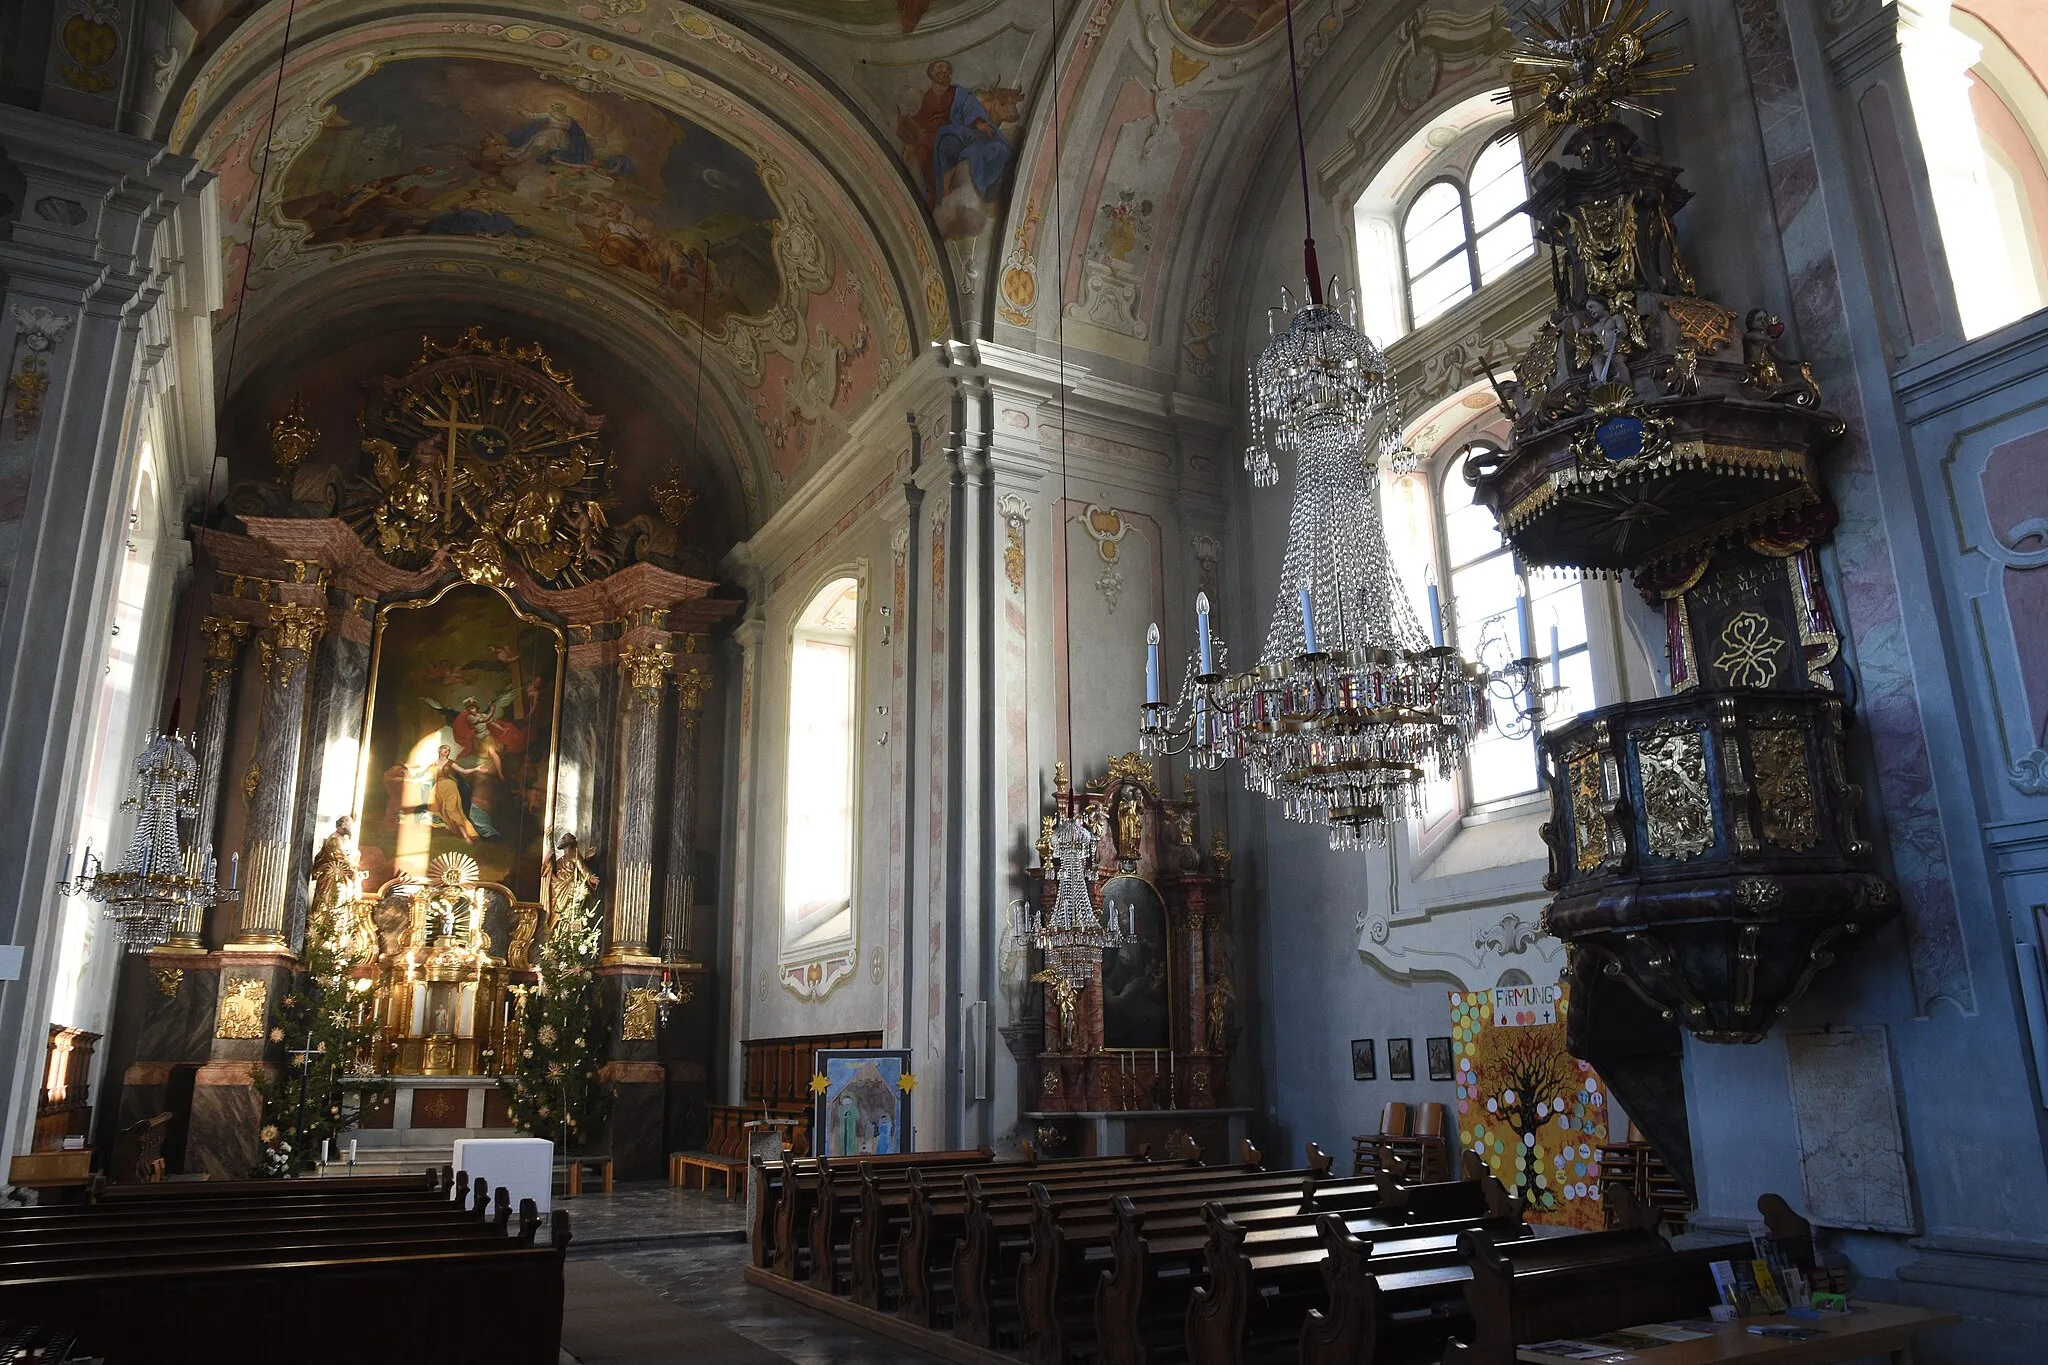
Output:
[277, 57, 783, 330]
[357, 584, 563, 901]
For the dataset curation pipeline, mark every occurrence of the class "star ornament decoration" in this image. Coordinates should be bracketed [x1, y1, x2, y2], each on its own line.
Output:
[896, 1072, 918, 1095]
[1495, 0, 1696, 162]
[809, 1072, 829, 1096]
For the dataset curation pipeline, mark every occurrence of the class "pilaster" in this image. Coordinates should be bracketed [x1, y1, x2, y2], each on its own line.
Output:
[229, 601, 325, 950]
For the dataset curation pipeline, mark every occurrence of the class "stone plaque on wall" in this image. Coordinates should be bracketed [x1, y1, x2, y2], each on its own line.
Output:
[1784, 1026, 1918, 1233]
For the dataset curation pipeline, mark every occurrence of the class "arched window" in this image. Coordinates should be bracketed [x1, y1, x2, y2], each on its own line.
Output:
[1904, 5, 2048, 336]
[1358, 92, 1537, 340]
[1439, 445, 1594, 807]
[781, 577, 860, 958]
[1397, 142, 1536, 330]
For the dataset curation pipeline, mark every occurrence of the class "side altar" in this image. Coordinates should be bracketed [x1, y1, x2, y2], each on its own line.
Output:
[1017, 756, 1249, 1160]
[109, 332, 736, 1180]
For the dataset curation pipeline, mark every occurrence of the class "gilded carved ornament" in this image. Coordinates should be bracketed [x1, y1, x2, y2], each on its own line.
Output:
[621, 641, 675, 707]
[673, 667, 714, 714]
[216, 977, 268, 1039]
[622, 987, 659, 1041]
[268, 395, 319, 476]
[200, 615, 250, 676]
[1636, 720, 1714, 860]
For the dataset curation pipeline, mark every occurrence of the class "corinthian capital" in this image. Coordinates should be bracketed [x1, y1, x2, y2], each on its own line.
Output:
[621, 641, 675, 707]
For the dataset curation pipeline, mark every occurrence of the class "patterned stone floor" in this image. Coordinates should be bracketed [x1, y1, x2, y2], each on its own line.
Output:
[564, 1241, 940, 1365]
[558, 1180, 750, 1250]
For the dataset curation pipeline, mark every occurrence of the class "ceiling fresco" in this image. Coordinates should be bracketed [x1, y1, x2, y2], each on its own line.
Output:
[276, 57, 783, 332]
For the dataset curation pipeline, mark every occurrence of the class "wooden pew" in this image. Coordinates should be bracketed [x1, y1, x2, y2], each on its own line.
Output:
[844, 1151, 1159, 1308]
[766, 1146, 995, 1280]
[1018, 1153, 1390, 1365]
[1440, 1226, 1744, 1365]
[0, 1180, 570, 1365]
[1184, 1201, 1531, 1365]
[1097, 1172, 1508, 1365]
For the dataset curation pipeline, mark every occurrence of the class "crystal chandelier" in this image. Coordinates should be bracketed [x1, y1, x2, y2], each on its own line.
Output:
[1138, 0, 1491, 851]
[59, 730, 226, 952]
[1014, 804, 1130, 989]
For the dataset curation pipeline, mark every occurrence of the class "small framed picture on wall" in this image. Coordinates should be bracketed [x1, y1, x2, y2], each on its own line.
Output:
[1426, 1036, 1454, 1082]
[1387, 1037, 1414, 1081]
[1350, 1038, 1376, 1081]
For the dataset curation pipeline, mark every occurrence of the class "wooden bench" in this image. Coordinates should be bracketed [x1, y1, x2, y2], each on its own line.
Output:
[1442, 1225, 1748, 1365]
[560, 1154, 613, 1197]
[0, 1169, 570, 1364]
[671, 1107, 800, 1198]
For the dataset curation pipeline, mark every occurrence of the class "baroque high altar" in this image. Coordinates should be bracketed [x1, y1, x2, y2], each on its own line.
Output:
[115, 332, 736, 1179]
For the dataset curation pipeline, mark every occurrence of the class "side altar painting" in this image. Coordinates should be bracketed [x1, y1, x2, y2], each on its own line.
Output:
[357, 583, 563, 900]
[1451, 983, 1609, 1230]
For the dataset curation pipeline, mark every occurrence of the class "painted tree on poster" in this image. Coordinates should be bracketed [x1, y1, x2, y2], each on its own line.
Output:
[1450, 986, 1609, 1229]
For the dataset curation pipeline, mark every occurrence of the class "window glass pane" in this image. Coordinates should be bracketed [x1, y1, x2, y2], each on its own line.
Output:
[1467, 730, 1539, 804]
[1409, 257, 1474, 327]
[1469, 139, 1527, 230]
[1531, 577, 1588, 654]
[1476, 219, 1535, 283]
[1402, 181, 1469, 267]
[1541, 648, 1598, 736]
[1451, 553, 1520, 658]
[1443, 498, 1502, 570]
[783, 582, 858, 955]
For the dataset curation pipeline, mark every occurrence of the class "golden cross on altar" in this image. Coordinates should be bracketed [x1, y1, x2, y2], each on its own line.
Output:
[419, 395, 487, 520]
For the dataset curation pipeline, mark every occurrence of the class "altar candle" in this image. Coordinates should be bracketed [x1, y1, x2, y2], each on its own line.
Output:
[349, 1139, 358, 1164]
[61, 843, 73, 883]
[1195, 592, 1214, 675]
[229, 852, 240, 893]
[1550, 624, 1562, 688]
[1298, 586, 1318, 655]
[322, 1138, 331, 1165]
[1145, 623, 1161, 704]
[1515, 592, 1534, 661]
[1426, 580, 1444, 647]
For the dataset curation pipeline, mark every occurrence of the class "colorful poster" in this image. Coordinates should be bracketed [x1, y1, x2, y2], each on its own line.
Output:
[1450, 985, 1609, 1229]
[814, 1049, 913, 1158]
[357, 583, 561, 899]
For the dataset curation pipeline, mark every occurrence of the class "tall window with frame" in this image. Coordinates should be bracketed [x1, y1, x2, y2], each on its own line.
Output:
[781, 577, 860, 959]
[1398, 137, 1536, 331]
[1440, 444, 1595, 807]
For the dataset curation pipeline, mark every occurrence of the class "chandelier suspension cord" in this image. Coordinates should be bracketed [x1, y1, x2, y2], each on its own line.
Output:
[1047, 0, 1075, 775]
[1282, 0, 1324, 306]
[165, 0, 302, 728]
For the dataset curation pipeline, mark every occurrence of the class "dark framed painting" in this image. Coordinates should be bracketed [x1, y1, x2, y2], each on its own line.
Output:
[356, 582, 563, 901]
[813, 1048, 913, 1158]
[1099, 875, 1171, 1049]
[1350, 1038, 1376, 1081]
[1388, 1037, 1414, 1082]
[1427, 1036, 1454, 1082]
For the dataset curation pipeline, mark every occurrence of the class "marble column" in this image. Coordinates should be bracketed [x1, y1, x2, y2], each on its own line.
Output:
[663, 658, 713, 960]
[231, 602, 325, 950]
[606, 638, 671, 963]
[169, 614, 249, 949]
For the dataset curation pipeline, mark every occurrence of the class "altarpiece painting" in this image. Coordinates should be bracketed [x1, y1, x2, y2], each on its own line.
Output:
[356, 582, 563, 901]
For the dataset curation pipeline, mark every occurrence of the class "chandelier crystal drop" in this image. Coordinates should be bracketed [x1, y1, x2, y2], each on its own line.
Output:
[1016, 812, 1130, 989]
[62, 730, 225, 952]
[1142, 289, 1491, 851]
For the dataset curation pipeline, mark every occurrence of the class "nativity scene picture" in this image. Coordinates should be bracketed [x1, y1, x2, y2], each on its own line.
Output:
[4, 1, 2045, 1362]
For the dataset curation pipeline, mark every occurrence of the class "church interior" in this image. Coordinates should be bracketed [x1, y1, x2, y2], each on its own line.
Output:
[0, 0, 2045, 1360]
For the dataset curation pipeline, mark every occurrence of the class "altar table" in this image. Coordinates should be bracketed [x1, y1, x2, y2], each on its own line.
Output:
[453, 1136, 554, 1216]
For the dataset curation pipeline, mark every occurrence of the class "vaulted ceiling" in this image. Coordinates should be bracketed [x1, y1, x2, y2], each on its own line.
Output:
[150, 0, 1484, 545]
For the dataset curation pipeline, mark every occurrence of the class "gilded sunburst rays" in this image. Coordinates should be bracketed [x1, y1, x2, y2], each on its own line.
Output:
[1495, 0, 1696, 163]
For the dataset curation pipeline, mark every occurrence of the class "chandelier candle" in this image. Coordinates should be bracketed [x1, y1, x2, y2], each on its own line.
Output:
[1298, 586, 1319, 654]
[1196, 592, 1214, 676]
[1145, 623, 1161, 704]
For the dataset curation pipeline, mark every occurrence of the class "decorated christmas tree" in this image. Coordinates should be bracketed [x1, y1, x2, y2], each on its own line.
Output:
[504, 899, 611, 1152]
[253, 906, 384, 1177]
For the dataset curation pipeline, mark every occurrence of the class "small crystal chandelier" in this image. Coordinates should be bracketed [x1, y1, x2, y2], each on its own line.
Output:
[1138, 0, 1491, 850]
[59, 730, 226, 952]
[1015, 803, 1130, 990]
